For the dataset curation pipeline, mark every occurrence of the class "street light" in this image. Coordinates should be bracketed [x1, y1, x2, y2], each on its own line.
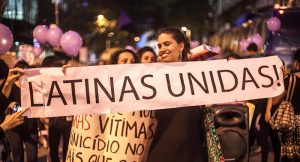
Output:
[134, 36, 140, 42]
[181, 26, 187, 32]
[96, 14, 110, 33]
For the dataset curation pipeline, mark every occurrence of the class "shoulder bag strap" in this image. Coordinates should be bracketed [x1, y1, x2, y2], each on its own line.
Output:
[286, 74, 297, 101]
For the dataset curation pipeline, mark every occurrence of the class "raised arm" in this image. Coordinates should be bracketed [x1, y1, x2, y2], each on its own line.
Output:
[1, 67, 24, 98]
[265, 98, 273, 123]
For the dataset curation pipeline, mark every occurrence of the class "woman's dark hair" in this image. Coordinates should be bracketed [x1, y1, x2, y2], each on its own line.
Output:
[41, 55, 63, 67]
[247, 42, 258, 52]
[137, 46, 157, 61]
[14, 59, 30, 69]
[0, 59, 9, 79]
[157, 27, 190, 61]
[294, 49, 300, 63]
[110, 49, 139, 64]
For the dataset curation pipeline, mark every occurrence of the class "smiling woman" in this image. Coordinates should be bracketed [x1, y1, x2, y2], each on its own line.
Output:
[147, 27, 208, 162]
[156, 27, 190, 62]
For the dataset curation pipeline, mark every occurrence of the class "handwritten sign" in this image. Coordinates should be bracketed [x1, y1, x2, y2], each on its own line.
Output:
[66, 111, 156, 162]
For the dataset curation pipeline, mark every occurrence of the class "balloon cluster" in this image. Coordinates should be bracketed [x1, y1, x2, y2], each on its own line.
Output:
[0, 23, 14, 55]
[239, 34, 264, 52]
[33, 24, 83, 56]
[239, 17, 281, 52]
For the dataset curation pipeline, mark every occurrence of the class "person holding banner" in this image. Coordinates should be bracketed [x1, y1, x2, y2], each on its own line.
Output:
[137, 46, 157, 63]
[98, 47, 121, 65]
[110, 48, 139, 64]
[0, 59, 10, 121]
[0, 62, 29, 161]
[6, 60, 39, 162]
[66, 48, 157, 162]
[41, 55, 73, 162]
[147, 27, 207, 162]
[0, 107, 28, 161]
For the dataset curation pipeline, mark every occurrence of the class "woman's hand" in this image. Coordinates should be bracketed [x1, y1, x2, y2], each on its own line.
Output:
[7, 102, 17, 110]
[2, 68, 24, 98]
[0, 108, 29, 132]
[62, 64, 73, 75]
[6, 67, 24, 83]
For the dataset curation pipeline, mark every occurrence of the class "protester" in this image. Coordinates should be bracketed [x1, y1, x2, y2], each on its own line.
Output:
[65, 48, 156, 161]
[266, 49, 300, 162]
[110, 48, 138, 64]
[244, 43, 264, 156]
[246, 42, 262, 58]
[263, 97, 281, 162]
[0, 105, 28, 161]
[0, 62, 28, 161]
[147, 27, 207, 162]
[247, 42, 258, 54]
[137, 46, 157, 63]
[6, 60, 39, 162]
[260, 61, 288, 162]
[41, 55, 72, 162]
[0, 59, 9, 89]
[107, 48, 156, 160]
[0, 59, 10, 122]
[98, 48, 121, 65]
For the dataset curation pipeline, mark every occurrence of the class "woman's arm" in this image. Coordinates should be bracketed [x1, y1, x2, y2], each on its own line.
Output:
[264, 90, 285, 123]
[265, 98, 273, 123]
[1, 68, 23, 98]
[0, 108, 28, 133]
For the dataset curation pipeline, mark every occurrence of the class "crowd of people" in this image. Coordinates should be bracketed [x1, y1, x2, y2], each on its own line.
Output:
[0, 27, 299, 162]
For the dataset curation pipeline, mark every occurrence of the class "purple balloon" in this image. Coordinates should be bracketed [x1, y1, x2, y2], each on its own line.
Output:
[33, 47, 43, 57]
[33, 25, 48, 44]
[0, 23, 14, 55]
[267, 17, 281, 32]
[250, 34, 264, 49]
[46, 25, 63, 47]
[239, 39, 250, 52]
[60, 31, 83, 56]
[212, 46, 221, 54]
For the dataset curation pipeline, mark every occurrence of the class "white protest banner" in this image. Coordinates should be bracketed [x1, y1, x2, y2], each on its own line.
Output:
[21, 56, 284, 118]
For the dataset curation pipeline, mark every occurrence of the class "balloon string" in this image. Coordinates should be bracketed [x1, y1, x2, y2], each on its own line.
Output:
[55, 0, 59, 26]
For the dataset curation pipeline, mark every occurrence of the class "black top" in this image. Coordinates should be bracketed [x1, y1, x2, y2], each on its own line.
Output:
[0, 126, 8, 161]
[0, 85, 9, 124]
[285, 74, 300, 115]
[0, 92, 8, 115]
[147, 106, 208, 162]
[0, 89, 8, 161]
[8, 84, 38, 133]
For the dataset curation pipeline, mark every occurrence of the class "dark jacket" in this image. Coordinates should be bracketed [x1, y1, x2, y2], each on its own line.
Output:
[0, 92, 8, 161]
[147, 106, 208, 162]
